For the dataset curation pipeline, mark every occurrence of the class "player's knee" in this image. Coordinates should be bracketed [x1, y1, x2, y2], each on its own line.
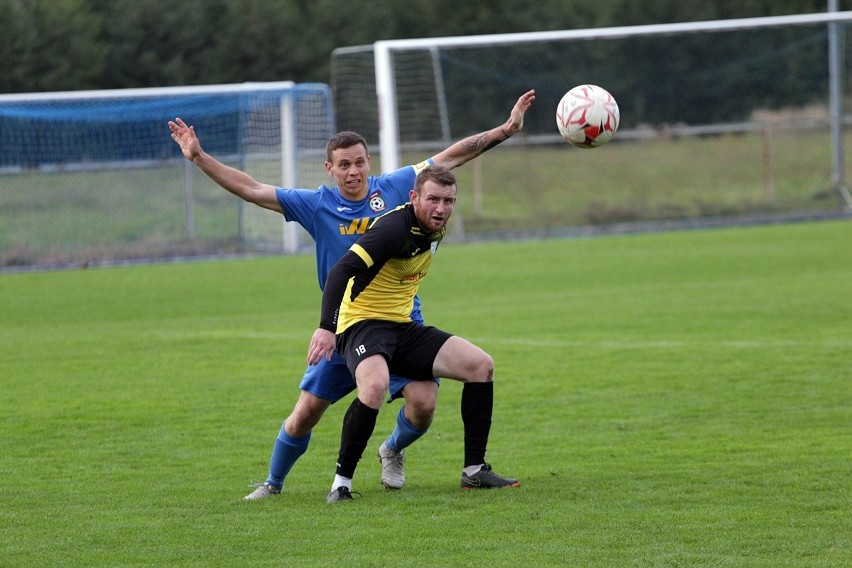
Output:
[358, 379, 388, 408]
[411, 396, 436, 416]
[472, 352, 494, 383]
[435, 337, 494, 383]
[286, 394, 328, 435]
[406, 396, 436, 426]
[285, 411, 316, 437]
[409, 410, 433, 430]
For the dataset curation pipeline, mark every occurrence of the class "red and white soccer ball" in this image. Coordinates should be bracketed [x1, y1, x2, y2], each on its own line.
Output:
[556, 84, 620, 148]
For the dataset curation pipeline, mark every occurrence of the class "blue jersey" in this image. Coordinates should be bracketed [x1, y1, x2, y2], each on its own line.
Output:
[275, 160, 432, 321]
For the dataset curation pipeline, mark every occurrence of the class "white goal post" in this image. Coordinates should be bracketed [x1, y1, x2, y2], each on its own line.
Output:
[0, 81, 334, 264]
[374, 10, 852, 206]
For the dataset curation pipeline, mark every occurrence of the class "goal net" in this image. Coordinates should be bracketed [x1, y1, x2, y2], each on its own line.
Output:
[331, 12, 852, 239]
[0, 82, 333, 267]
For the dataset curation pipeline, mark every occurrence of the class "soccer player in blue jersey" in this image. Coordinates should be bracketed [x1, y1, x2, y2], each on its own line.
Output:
[309, 165, 519, 502]
[167, 89, 535, 500]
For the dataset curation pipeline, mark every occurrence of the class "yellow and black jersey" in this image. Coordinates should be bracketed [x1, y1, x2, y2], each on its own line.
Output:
[319, 203, 445, 334]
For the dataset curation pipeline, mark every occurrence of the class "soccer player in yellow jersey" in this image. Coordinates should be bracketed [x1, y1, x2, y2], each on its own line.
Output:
[308, 165, 519, 502]
[172, 90, 535, 501]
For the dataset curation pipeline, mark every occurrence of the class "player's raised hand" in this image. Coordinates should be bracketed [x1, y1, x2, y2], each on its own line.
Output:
[505, 89, 536, 136]
[307, 328, 336, 365]
[168, 117, 201, 162]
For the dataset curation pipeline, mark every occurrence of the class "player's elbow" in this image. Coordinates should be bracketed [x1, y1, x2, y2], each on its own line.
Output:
[243, 185, 282, 213]
[429, 151, 462, 171]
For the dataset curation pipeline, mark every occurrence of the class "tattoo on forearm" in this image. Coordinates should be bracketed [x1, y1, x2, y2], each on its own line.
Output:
[463, 132, 502, 157]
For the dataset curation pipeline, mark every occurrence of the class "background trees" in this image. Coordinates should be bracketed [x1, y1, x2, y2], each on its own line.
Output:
[0, 0, 839, 94]
[0, 0, 106, 93]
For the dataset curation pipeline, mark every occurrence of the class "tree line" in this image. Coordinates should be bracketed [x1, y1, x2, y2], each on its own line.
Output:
[0, 0, 839, 95]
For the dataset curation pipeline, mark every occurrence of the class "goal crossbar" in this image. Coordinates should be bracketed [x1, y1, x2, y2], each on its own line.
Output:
[375, 11, 852, 171]
[0, 81, 297, 103]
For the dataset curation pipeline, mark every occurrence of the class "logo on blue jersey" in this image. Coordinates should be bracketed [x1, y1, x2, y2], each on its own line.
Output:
[339, 217, 371, 235]
[369, 191, 386, 213]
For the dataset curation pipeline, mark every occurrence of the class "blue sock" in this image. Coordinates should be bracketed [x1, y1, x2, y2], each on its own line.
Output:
[387, 405, 428, 452]
[265, 422, 310, 489]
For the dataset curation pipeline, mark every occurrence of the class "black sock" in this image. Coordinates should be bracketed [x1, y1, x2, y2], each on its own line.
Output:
[336, 397, 379, 479]
[461, 382, 493, 467]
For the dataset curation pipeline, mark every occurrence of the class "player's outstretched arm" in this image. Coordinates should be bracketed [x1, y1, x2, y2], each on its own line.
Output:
[430, 89, 535, 170]
[168, 118, 282, 213]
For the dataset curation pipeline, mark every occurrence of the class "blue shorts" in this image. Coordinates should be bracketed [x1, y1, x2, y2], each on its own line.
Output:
[299, 349, 439, 404]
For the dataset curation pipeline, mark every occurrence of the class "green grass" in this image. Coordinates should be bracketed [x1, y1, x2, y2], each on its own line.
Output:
[411, 127, 847, 231]
[1, 220, 850, 567]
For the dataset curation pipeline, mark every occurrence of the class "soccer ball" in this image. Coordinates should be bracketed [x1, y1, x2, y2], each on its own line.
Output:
[556, 84, 620, 148]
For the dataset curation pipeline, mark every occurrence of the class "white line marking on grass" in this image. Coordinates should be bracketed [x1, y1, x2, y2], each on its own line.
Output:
[152, 331, 850, 349]
[474, 337, 850, 349]
[148, 330, 308, 341]
[720, 339, 851, 348]
[476, 338, 687, 349]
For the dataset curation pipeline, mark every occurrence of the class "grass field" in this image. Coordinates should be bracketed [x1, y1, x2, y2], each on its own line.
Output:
[1, 220, 850, 567]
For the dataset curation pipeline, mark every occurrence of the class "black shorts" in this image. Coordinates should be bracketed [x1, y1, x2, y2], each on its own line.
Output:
[336, 320, 452, 381]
